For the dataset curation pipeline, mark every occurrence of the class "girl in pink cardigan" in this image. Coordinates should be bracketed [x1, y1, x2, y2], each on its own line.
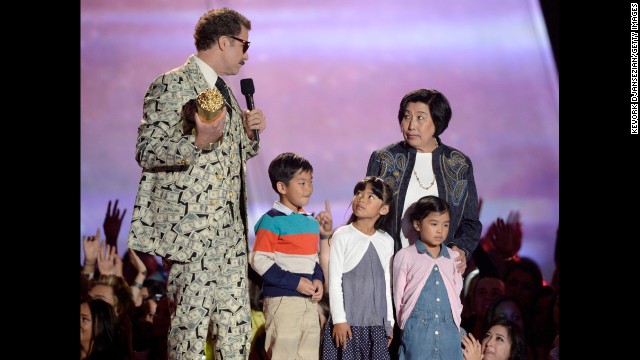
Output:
[392, 195, 464, 360]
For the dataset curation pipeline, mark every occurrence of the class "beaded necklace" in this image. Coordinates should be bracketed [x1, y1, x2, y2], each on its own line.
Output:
[412, 138, 438, 190]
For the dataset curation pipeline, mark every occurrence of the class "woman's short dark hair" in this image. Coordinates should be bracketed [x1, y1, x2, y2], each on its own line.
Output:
[397, 89, 452, 137]
[484, 318, 528, 360]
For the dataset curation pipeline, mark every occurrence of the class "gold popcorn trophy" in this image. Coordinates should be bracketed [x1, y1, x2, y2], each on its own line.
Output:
[196, 88, 226, 123]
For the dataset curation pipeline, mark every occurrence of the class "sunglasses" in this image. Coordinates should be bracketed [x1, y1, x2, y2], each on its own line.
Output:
[229, 36, 250, 53]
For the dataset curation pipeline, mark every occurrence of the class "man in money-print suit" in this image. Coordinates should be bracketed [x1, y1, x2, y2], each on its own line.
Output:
[127, 8, 267, 360]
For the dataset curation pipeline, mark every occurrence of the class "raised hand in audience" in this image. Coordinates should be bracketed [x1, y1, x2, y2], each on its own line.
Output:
[128, 248, 148, 307]
[82, 228, 102, 278]
[98, 241, 123, 278]
[492, 211, 522, 260]
[461, 333, 483, 360]
[476, 211, 523, 277]
[103, 199, 127, 251]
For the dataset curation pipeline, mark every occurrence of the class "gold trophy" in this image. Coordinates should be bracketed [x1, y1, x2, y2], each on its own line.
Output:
[196, 88, 225, 123]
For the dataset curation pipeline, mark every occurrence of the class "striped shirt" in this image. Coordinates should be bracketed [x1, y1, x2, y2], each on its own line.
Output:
[250, 201, 323, 297]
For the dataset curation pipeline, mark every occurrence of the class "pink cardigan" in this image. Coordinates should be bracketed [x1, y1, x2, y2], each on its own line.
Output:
[392, 244, 463, 330]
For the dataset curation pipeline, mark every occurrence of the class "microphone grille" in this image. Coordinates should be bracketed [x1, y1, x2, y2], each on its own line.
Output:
[240, 78, 255, 95]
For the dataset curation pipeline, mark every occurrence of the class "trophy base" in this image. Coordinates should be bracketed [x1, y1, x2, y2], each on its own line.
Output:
[198, 107, 224, 124]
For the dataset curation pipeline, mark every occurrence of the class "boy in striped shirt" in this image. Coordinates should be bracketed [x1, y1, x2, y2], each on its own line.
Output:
[249, 152, 332, 360]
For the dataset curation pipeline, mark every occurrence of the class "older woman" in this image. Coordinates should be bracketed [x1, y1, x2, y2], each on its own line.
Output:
[366, 88, 482, 272]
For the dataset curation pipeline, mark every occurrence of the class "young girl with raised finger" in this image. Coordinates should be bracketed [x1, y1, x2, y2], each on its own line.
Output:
[322, 176, 395, 360]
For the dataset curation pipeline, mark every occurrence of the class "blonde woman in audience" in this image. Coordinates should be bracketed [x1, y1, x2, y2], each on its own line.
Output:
[461, 275, 506, 339]
[88, 274, 135, 358]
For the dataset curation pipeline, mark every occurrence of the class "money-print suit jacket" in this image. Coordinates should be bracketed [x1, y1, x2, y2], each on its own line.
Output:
[128, 55, 259, 263]
[366, 138, 481, 256]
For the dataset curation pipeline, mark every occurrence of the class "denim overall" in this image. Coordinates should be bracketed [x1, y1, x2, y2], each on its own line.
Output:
[398, 262, 462, 360]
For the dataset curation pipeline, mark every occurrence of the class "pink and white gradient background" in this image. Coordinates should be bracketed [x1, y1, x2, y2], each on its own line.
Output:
[81, 0, 558, 281]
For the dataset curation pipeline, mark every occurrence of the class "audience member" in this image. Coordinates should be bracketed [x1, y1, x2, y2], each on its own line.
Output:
[82, 228, 103, 280]
[461, 318, 528, 360]
[532, 291, 559, 360]
[486, 295, 535, 359]
[103, 199, 127, 252]
[473, 213, 523, 279]
[486, 295, 526, 333]
[81, 298, 127, 360]
[503, 258, 544, 316]
[461, 274, 506, 339]
[89, 274, 135, 358]
[151, 296, 171, 360]
[131, 297, 161, 360]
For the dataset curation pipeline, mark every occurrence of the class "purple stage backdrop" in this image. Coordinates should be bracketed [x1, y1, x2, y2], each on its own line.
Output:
[81, 0, 558, 282]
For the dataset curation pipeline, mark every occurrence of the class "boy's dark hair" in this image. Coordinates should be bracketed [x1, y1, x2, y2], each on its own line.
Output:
[347, 176, 395, 231]
[409, 195, 450, 223]
[267, 152, 313, 193]
[398, 89, 452, 137]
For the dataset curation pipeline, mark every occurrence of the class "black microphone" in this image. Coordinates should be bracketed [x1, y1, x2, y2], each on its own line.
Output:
[240, 78, 259, 141]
